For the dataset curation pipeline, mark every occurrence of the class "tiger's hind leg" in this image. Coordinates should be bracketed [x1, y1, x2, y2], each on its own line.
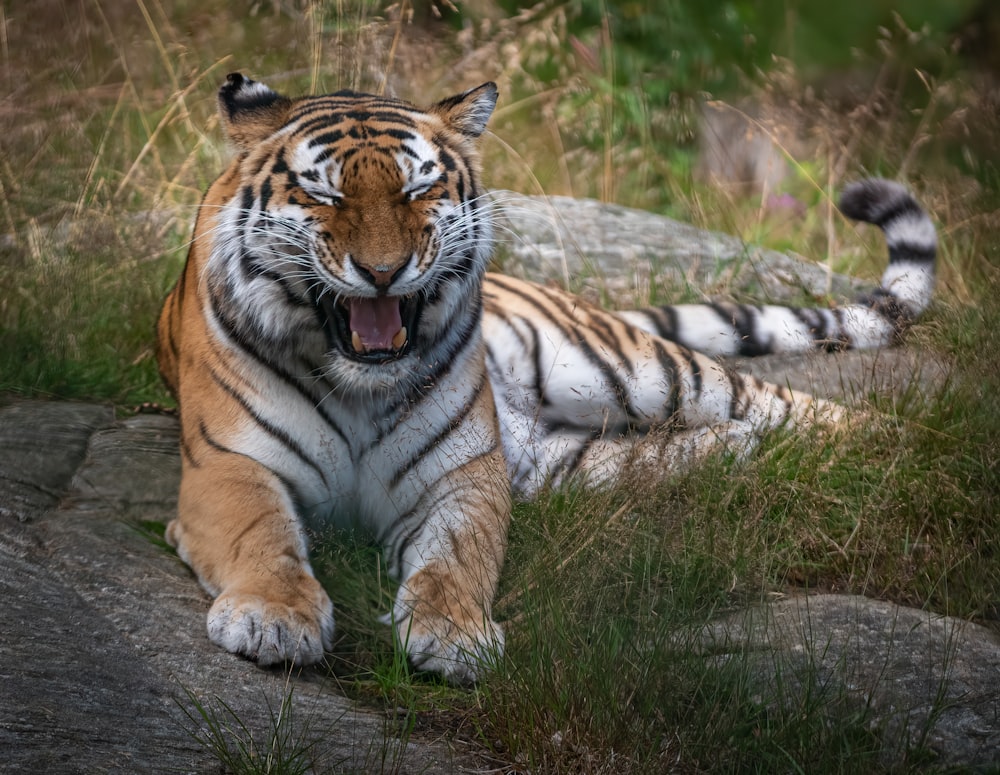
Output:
[538, 421, 761, 491]
[502, 376, 841, 495]
[484, 273, 846, 496]
[166, 454, 335, 666]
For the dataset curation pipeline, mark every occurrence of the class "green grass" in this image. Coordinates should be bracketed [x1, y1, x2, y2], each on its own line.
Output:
[179, 684, 330, 775]
[4, 0, 999, 772]
[0, 218, 186, 404]
[469, 341, 999, 771]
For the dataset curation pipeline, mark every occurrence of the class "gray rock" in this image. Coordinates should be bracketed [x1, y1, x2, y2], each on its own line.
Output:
[0, 401, 113, 523]
[494, 191, 865, 305]
[0, 401, 470, 774]
[702, 595, 1000, 769]
[726, 347, 951, 403]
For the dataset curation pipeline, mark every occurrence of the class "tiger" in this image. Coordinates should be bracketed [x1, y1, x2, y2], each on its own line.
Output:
[156, 72, 936, 685]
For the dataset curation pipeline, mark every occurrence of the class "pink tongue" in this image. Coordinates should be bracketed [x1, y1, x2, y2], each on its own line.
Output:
[349, 296, 402, 350]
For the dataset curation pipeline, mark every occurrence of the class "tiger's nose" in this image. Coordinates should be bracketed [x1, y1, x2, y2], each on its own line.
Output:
[350, 256, 409, 289]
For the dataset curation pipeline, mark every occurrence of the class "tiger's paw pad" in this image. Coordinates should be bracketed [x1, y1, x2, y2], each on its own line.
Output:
[207, 590, 335, 666]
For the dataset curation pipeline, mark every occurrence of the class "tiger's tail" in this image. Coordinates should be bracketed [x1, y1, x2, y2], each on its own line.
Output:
[617, 178, 937, 356]
[838, 177, 937, 324]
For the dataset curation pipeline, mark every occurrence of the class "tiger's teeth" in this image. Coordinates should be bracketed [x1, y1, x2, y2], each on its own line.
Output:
[351, 331, 364, 352]
[391, 327, 408, 350]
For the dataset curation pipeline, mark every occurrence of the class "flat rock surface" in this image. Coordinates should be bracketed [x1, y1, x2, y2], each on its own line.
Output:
[0, 401, 472, 774]
[496, 191, 867, 303]
[704, 595, 1000, 768]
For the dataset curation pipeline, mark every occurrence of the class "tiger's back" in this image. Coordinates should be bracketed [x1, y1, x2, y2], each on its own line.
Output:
[157, 74, 936, 684]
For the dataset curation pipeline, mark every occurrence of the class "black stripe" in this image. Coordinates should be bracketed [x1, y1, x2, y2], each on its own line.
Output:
[790, 307, 823, 345]
[344, 108, 418, 125]
[198, 418, 231, 455]
[208, 365, 329, 488]
[207, 287, 351, 446]
[270, 149, 289, 175]
[711, 302, 771, 356]
[293, 103, 419, 131]
[554, 431, 600, 483]
[530, 323, 548, 407]
[651, 339, 683, 420]
[307, 129, 346, 148]
[240, 244, 313, 309]
[490, 276, 642, 422]
[831, 306, 854, 349]
[387, 453, 498, 574]
[619, 317, 641, 349]
[174, 258, 188, 299]
[259, 176, 273, 210]
[389, 486, 457, 574]
[680, 345, 701, 399]
[196, 419, 308, 515]
[585, 309, 636, 379]
[644, 306, 679, 341]
[236, 185, 255, 227]
[159, 292, 180, 366]
[385, 127, 418, 143]
[766, 378, 794, 425]
[483, 297, 533, 354]
[870, 198, 920, 231]
[423, 245, 477, 305]
[727, 369, 747, 421]
[388, 372, 488, 490]
[179, 430, 198, 467]
[249, 153, 269, 178]
[874, 205, 936, 265]
[887, 240, 935, 266]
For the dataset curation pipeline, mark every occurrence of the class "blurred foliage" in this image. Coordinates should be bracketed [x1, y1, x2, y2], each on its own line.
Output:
[501, 0, 981, 98]
[482, 0, 987, 168]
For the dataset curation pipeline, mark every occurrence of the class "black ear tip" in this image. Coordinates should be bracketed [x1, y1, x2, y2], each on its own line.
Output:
[225, 72, 246, 87]
[477, 82, 499, 105]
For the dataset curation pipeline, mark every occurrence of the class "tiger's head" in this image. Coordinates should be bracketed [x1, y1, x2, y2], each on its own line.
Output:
[200, 73, 498, 392]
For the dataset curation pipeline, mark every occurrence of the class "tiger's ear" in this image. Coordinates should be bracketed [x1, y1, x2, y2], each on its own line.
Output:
[431, 82, 498, 138]
[218, 72, 294, 150]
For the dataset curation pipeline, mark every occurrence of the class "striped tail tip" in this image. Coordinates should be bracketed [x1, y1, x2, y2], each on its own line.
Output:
[839, 178, 937, 322]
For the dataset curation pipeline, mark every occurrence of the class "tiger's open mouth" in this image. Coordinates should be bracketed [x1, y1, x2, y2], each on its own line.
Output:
[317, 293, 422, 363]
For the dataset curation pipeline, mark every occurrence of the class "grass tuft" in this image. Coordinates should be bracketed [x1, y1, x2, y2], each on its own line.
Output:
[178, 684, 332, 775]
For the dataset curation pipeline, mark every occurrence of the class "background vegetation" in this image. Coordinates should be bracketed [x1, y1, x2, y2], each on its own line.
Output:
[2, 0, 998, 771]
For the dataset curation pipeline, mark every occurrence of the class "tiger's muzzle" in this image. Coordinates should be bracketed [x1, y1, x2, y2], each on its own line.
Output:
[316, 292, 423, 364]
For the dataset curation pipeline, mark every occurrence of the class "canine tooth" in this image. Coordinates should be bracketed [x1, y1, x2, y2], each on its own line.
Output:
[391, 327, 407, 349]
[351, 331, 364, 352]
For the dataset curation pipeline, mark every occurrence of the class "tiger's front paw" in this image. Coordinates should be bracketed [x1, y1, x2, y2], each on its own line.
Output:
[207, 582, 335, 666]
[397, 609, 504, 686]
[386, 572, 504, 685]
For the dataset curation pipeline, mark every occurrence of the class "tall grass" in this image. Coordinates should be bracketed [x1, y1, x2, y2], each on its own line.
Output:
[3, 1, 998, 772]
